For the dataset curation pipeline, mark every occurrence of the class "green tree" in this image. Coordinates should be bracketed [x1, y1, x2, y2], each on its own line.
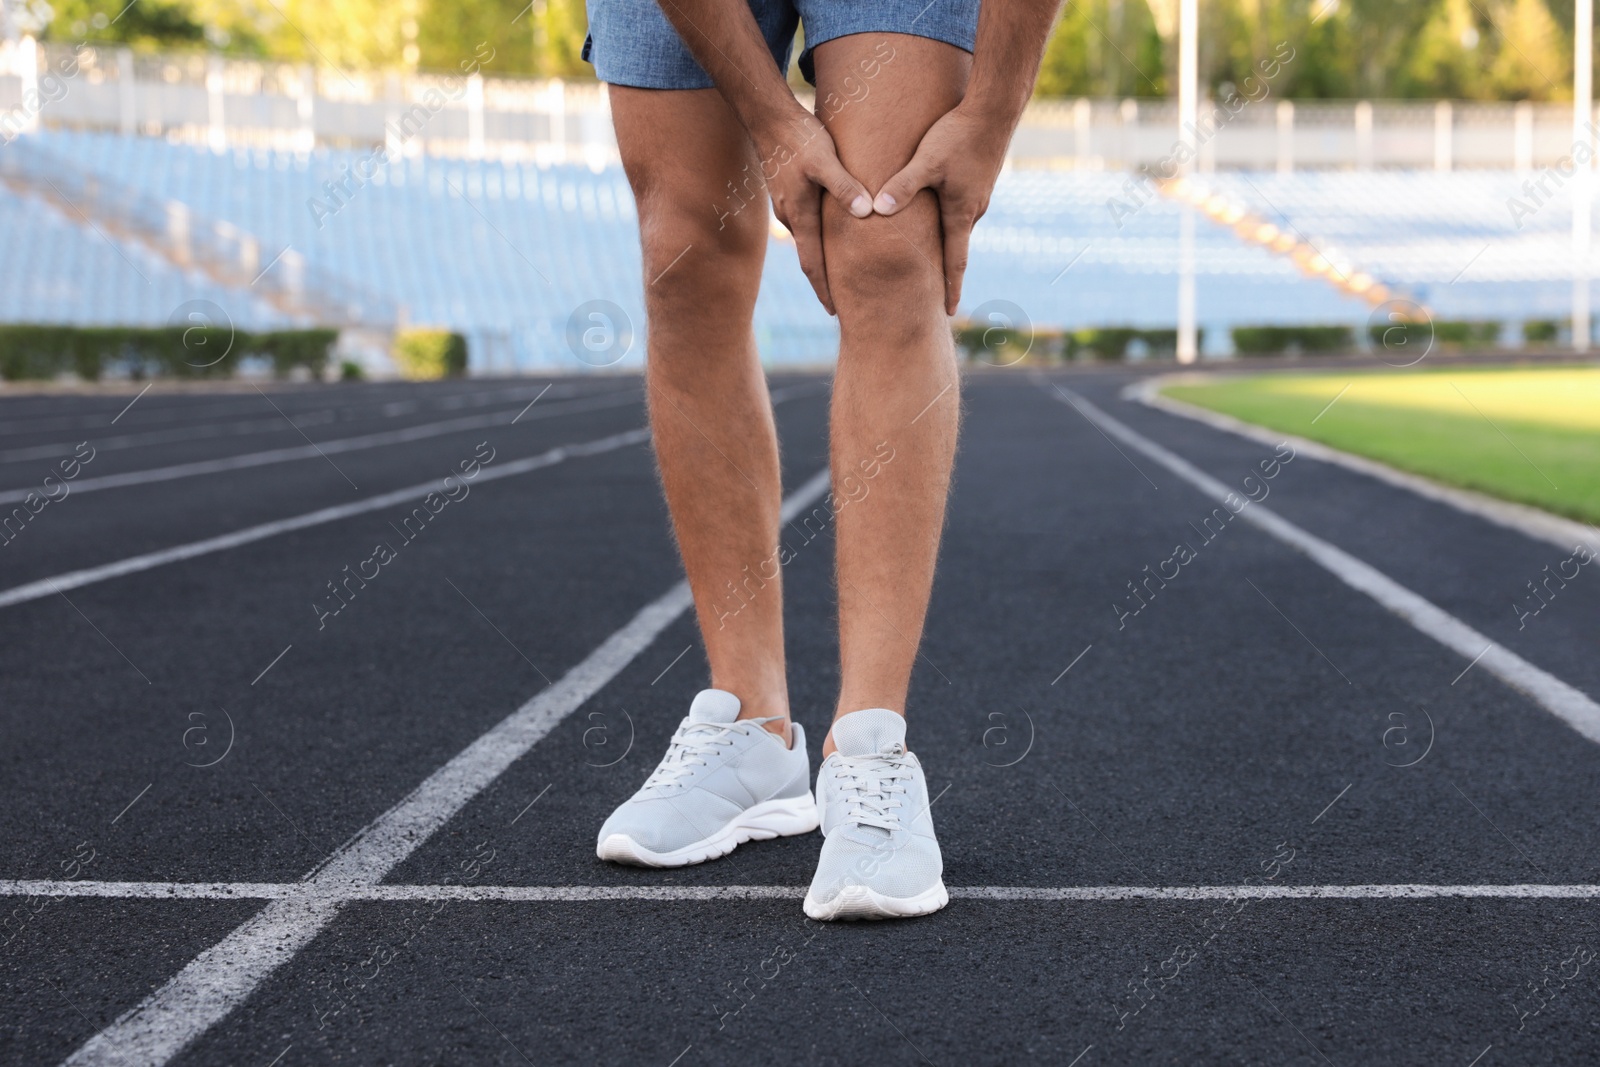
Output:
[1398, 0, 1485, 98]
[44, 0, 207, 49]
[531, 0, 592, 77]
[416, 0, 535, 75]
[261, 0, 417, 69]
[1489, 0, 1571, 99]
[1038, 0, 1165, 97]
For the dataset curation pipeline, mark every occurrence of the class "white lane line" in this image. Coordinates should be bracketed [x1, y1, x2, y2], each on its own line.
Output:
[0, 385, 828, 614]
[951, 884, 1600, 900]
[7, 880, 1600, 902]
[1128, 377, 1600, 556]
[0, 427, 651, 612]
[57, 467, 834, 1067]
[1043, 384, 1600, 745]
[0, 381, 602, 452]
[0, 389, 644, 505]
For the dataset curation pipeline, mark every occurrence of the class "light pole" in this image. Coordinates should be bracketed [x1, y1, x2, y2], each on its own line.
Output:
[1575, 0, 1593, 352]
[1176, 0, 1199, 362]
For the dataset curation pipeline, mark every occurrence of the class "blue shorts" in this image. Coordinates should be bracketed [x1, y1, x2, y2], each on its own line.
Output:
[582, 0, 981, 89]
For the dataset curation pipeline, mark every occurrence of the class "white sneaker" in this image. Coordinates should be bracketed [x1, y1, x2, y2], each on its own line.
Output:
[804, 708, 948, 920]
[596, 689, 818, 867]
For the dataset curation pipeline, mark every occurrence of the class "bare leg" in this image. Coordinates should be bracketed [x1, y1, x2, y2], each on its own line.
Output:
[611, 87, 790, 737]
[811, 36, 969, 754]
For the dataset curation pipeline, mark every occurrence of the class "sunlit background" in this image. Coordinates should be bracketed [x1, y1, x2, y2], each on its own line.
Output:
[1, 0, 1597, 372]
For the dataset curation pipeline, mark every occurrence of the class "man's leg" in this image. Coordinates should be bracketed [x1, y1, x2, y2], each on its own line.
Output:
[610, 87, 791, 735]
[596, 89, 820, 869]
[812, 35, 969, 750]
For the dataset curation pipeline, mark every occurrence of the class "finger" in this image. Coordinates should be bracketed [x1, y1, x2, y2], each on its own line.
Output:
[872, 153, 936, 216]
[784, 192, 836, 315]
[809, 151, 873, 219]
[940, 202, 973, 316]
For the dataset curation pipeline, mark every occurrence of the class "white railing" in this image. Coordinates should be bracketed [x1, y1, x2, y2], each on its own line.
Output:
[0, 36, 1593, 170]
[0, 37, 618, 165]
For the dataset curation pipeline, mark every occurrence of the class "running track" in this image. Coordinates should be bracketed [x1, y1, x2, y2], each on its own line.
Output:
[2, 367, 1598, 1065]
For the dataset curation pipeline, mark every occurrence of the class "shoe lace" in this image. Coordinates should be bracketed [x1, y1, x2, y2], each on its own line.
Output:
[643, 718, 773, 789]
[832, 745, 913, 833]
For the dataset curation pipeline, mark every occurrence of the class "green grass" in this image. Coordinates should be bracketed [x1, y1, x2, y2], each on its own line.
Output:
[1161, 365, 1600, 524]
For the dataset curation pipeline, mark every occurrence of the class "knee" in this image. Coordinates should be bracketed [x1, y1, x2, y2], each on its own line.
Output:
[631, 170, 767, 305]
[825, 216, 944, 326]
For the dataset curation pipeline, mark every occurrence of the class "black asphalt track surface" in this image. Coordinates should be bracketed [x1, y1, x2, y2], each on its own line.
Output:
[2, 368, 1598, 1066]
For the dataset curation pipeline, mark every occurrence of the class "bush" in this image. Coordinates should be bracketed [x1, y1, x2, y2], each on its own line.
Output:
[0, 325, 336, 381]
[252, 330, 337, 379]
[1365, 322, 1434, 352]
[955, 323, 1024, 363]
[953, 324, 1068, 365]
[393, 328, 468, 379]
[1130, 329, 1211, 357]
[1432, 321, 1502, 347]
[1524, 320, 1560, 344]
[1234, 325, 1354, 355]
[1062, 328, 1204, 360]
[1071, 327, 1141, 360]
[340, 359, 365, 381]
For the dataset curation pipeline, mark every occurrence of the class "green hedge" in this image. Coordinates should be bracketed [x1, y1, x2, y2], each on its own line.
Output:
[1071, 327, 1142, 361]
[1523, 320, 1560, 344]
[1233, 325, 1354, 355]
[1432, 321, 1502, 346]
[0, 325, 337, 381]
[953, 325, 1204, 363]
[393, 328, 469, 379]
[1365, 320, 1502, 350]
[1069, 327, 1206, 360]
[952, 324, 1048, 364]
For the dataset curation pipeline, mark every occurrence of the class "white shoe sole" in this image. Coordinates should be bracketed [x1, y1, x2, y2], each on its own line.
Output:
[596, 792, 820, 868]
[802, 880, 950, 921]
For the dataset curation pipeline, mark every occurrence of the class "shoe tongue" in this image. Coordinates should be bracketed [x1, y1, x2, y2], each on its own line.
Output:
[831, 708, 906, 756]
[687, 688, 741, 724]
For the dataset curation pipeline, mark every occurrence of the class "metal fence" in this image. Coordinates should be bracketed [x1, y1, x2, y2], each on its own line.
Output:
[1, 36, 1595, 171]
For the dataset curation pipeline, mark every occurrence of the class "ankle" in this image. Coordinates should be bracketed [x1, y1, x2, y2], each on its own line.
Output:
[748, 715, 792, 745]
[728, 694, 790, 742]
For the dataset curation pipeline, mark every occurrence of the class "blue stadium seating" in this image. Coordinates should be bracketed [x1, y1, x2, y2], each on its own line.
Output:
[0, 178, 285, 332]
[4, 129, 1588, 369]
[1208, 170, 1591, 327]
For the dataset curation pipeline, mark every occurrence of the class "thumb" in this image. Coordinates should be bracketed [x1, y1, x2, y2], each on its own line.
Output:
[811, 152, 874, 219]
[872, 152, 936, 216]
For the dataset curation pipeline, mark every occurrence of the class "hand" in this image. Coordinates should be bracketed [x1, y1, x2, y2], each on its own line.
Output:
[872, 103, 1012, 315]
[751, 110, 873, 315]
